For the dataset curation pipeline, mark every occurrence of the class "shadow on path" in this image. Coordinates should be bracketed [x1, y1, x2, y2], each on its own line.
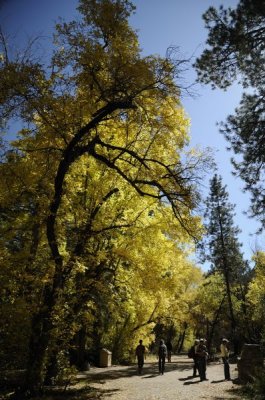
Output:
[72, 357, 242, 400]
[178, 375, 197, 381]
[78, 361, 192, 383]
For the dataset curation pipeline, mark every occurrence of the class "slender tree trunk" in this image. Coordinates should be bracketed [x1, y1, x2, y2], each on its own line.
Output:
[207, 295, 225, 357]
[175, 333, 182, 353]
[177, 322, 187, 353]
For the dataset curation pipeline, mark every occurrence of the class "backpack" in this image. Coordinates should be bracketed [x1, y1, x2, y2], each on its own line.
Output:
[158, 344, 167, 357]
[188, 345, 195, 358]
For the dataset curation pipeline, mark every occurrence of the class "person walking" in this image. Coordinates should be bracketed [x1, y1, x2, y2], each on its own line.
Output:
[166, 340, 173, 362]
[158, 339, 167, 374]
[196, 338, 208, 381]
[135, 339, 145, 374]
[220, 338, 231, 380]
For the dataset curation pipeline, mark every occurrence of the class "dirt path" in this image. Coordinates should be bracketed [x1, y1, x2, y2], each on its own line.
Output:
[76, 355, 243, 400]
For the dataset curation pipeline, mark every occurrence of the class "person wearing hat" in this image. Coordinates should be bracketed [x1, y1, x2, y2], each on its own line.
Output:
[196, 338, 208, 381]
[220, 338, 231, 380]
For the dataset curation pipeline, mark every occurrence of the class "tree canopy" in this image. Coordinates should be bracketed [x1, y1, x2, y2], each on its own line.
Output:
[0, 0, 209, 396]
[194, 0, 265, 226]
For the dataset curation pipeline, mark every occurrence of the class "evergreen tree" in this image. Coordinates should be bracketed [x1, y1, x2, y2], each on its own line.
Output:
[200, 174, 250, 352]
[195, 0, 265, 226]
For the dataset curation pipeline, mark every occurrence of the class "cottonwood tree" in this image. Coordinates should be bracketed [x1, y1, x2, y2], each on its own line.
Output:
[195, 0, 265, 227]
[247, 251, 265, 342]
[0, 0, 209, 397]
[192, 272, 227, 351]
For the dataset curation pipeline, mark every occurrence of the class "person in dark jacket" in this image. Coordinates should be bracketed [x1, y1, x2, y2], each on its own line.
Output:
[135, 339, 146, 374]
[158, 339, 167, 374]
[196, 338, 208, 381]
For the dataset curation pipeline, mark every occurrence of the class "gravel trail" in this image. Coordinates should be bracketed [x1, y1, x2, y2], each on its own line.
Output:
[77, 355, 243, 400]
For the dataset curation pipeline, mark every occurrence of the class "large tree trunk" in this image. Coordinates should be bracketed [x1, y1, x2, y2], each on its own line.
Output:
[12, 300, 55, 398]
[75, 326, 88, 371]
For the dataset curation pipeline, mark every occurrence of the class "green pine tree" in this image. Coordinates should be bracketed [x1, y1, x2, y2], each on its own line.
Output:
[200, 174, 251, 352]
[195, 0, 265, 226]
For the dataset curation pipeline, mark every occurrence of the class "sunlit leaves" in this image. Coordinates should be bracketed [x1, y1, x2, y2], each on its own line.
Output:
[0, 0, 209, 386]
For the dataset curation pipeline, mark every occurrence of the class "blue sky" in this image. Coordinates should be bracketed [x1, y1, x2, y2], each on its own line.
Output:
[1, 0, 262, 264]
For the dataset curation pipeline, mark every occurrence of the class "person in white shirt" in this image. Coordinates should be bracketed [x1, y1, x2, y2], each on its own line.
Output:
[220, 338, 231, 380]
